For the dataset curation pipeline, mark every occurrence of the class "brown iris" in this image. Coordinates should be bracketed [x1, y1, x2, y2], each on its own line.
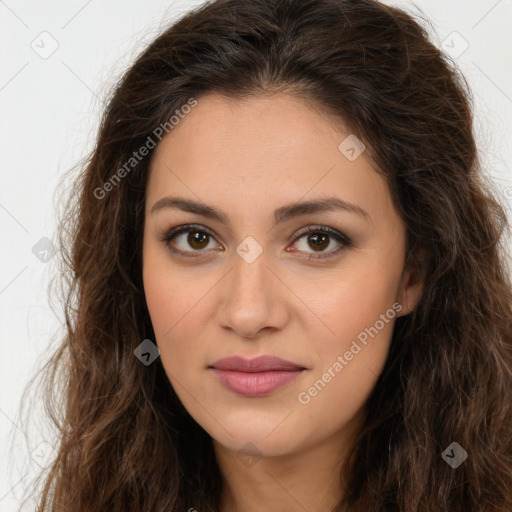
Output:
[188, 231, 210, 250]
[307, 232, 329, 251]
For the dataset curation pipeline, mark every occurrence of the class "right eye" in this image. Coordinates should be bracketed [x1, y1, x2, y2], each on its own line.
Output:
[161, 224, 223, 257]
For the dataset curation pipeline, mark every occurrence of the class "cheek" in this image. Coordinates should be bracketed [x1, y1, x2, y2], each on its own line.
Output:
[300, 253, 403, 389]
[143, 255, 173, 333]
[142, 249, 187, 350]
[307, 261, 401, 341]
[143, 274, 197, 340]
[143, 240, 198, 331]
[295, 273, 398, 427]
[142, 249, 215, 380]
[143, 274, 194, 397]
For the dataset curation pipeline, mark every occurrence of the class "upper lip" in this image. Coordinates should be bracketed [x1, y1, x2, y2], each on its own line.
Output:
[210, 356, 306, 372]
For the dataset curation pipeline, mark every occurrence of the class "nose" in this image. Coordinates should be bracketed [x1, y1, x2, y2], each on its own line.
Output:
[218, 248, 289, 339]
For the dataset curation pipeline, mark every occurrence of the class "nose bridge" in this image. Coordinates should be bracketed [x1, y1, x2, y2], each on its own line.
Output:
[230, 240, 270, 306]
[220, 238, 286, 336]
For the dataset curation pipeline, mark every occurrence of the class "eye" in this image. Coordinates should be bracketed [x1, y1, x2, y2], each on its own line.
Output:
[161, 224, 352, 259]
[290, 225, 352, 259]
[161, 224, 222, 258]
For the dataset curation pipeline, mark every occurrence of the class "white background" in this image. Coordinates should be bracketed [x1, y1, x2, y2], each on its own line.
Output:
[1, 1, 511, 510]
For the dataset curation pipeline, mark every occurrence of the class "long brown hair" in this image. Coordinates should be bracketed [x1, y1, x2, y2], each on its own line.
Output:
[20, 0, 512, 510]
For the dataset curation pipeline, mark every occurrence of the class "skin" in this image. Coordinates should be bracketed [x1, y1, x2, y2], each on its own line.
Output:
[142, 92, 423, 512]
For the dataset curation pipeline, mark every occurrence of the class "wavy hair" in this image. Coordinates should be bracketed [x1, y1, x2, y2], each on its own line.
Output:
[21, 0, 512, 510]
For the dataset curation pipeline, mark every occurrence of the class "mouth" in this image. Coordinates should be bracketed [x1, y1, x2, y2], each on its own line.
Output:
[209, 355, 307, 397]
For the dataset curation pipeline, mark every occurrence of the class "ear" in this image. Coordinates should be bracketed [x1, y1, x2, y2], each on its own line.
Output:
[396, 253, 425, 317]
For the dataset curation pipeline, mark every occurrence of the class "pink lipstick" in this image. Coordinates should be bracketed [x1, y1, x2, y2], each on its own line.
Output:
[209, 355, 306, 397]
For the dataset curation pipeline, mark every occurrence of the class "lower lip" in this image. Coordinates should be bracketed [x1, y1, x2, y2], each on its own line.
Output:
[210, 369, 305, 397]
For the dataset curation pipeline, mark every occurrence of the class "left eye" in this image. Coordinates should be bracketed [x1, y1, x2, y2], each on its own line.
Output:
[292, 227, 350, 257]
[289, 226, 353, 258]
[162, 224, 352, 258]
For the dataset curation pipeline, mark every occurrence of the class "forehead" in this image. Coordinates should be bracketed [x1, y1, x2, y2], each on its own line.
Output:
[146, 92, 393, 224]
[151, 92, 349, 166]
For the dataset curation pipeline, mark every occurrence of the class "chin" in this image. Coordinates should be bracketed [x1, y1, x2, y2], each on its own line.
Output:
[211, 423, 300, 457]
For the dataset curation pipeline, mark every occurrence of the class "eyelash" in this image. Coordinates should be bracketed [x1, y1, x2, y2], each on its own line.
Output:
[160, 223, 353, 259]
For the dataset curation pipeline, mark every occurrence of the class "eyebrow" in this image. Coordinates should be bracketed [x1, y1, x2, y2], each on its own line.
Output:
[150, 195, 370, 225]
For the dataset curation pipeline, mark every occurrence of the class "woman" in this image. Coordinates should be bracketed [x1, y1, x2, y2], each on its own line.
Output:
[25, 0, 512, 510]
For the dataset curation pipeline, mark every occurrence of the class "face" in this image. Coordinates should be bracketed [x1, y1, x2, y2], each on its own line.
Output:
[142, 92, 422, 459]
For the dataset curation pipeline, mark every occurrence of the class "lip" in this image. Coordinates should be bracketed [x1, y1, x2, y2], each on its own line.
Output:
[209, 356, 306, 397]
[210, 355, 305, 372]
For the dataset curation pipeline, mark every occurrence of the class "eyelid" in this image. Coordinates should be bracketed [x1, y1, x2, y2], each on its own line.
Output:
[161, 223, 352, 258]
